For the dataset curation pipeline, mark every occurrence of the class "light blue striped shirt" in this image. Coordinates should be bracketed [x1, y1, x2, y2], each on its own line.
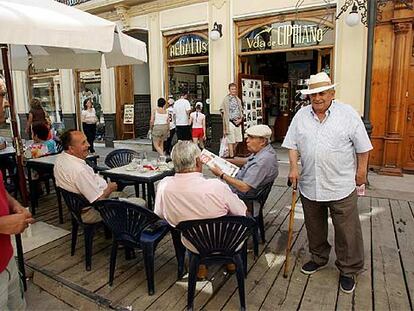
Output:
[282, 100, 373, 201]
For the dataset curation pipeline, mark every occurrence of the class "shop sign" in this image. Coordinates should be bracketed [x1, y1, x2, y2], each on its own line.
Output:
[241, 21, 334, 52]
[168, 34, 208, 59]
[123, 104, 134, 124]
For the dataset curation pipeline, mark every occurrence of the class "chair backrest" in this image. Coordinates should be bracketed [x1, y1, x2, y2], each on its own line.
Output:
[255, 182, 273, 206]
[93, 199, 160, 246]
[104, 149, 139, 168]
[55, 140, 63, 154]
[176, 216, 257, 257]
[58, 187, 90, 224]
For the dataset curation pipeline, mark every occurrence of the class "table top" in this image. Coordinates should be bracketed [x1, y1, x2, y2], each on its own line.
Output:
[26, 153, 99, 168]
[100, 164, 174, 182]
[0, 146, 16, 157]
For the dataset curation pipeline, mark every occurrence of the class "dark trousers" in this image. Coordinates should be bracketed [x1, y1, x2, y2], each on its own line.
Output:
[83, 123, 96, 153]
[164, 128, 176, 155]
[176, 125, 191, 141]
[301, 190, 364, 277]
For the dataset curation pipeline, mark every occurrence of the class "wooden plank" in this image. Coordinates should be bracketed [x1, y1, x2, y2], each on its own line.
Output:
[146, 186, 290, 311]
[103, 243, 178, 308]
[62, 237, 172, 293]
[371, 198, 411, 310]
[299, 213, 338, 311]
[33, 271, 110, 311]
[25, 234, 72, 260]
[389, 200, 414, 307]
[202, 187, 294, 310]
[260, 227, 308, 311]
[222, 204, 305, 310]
[336, 196, 373, 310]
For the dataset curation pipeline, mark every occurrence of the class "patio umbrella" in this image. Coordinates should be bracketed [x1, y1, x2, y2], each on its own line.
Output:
[0, 0, 147, 288]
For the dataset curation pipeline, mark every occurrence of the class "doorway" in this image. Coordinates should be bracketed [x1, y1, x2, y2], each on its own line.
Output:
[402, 55, 414, 172]
[239, 49, 332, 141]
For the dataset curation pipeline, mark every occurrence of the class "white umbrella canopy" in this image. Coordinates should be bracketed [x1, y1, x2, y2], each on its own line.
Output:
[0, 0, 147, 70]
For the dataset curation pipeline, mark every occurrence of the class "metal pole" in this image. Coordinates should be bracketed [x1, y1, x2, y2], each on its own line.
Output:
[363, 0, 376, 136]
[1, 44, 28, 291]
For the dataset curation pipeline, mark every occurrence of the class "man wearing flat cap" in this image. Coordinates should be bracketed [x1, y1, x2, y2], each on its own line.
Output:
[210, 124, 278, 198]
[282, 72, 373, 294]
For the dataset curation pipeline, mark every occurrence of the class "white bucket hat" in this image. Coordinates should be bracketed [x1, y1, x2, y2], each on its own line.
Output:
[300, 72, 336, 95]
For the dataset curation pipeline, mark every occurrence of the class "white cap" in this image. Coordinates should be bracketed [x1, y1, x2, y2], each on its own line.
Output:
[195, 102, 203, 109]
[245, 125, 272, 139]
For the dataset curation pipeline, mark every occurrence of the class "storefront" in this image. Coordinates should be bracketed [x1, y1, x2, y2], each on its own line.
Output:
[28, 68, 62, 126]
[235, 8, 335, 141]
[76, 70, 105, 141]
[164, 31, 210, 109]
[7, 0, 366, 150]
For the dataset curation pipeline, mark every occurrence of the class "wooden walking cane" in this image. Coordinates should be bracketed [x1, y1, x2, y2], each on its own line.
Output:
[283, 180, 297, 278]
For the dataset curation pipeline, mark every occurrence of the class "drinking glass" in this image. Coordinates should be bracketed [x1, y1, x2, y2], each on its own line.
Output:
[159, 155, 167, 163]
[141, 152, 148, 165]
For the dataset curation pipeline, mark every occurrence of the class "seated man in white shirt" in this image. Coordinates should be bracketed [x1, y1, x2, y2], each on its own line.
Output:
[54, 129, 144, 224]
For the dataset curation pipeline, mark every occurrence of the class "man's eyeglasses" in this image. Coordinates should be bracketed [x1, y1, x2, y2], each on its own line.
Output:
[0, 91, 6, 97]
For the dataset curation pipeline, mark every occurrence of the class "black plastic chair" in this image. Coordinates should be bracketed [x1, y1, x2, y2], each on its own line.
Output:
[242, 182, 274, 243]
[55, 140, 63, 154]
[58, 187, 107, 271]
[104, 149, 141, 196]
[92, 199, 171, 295]
[176, 216, 258, 311]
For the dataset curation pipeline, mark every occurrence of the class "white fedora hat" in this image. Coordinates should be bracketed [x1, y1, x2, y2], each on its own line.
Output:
[300, 72, 336, 95]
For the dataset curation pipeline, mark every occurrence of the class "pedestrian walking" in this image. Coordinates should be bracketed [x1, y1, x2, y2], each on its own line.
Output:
[189, 102, 206, 149]
[81, 98, 98, 154]
[165, 97, 176, 155]
[150, 97, 169, 156]
[282, 72, 373, 294]
[173, 91, 192, 140]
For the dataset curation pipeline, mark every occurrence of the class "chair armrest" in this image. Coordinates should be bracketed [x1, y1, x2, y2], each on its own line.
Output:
[95, 165, 110, 172]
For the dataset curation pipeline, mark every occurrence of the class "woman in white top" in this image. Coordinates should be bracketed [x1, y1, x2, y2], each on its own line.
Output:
[189, 102, 206, 149]
[81, 98, 98, 153]
[150, 98, 169, 155]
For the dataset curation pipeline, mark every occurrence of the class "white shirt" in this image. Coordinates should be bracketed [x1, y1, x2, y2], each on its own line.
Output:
[54, 152, 107, 203]
[173, 98, 191, 126]
[167, 107, 176, 130]
[81, 108, 97, 124]
[282, 100, 373, 201]
[190, 111, 205, 129]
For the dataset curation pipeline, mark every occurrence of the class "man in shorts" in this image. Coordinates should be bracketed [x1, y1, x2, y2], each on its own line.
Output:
[220, 83, 243, 158]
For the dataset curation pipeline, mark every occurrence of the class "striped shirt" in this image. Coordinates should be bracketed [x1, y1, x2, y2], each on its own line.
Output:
[282, 100, 373, 201]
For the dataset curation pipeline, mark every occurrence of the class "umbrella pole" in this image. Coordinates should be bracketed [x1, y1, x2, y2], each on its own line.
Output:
[1, 44, 28, 291]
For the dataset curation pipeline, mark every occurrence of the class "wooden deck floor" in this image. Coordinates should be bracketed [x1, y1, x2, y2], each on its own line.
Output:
[25, 185, 414, 311]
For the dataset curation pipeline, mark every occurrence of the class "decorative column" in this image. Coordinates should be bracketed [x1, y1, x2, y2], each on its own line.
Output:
[101, 66, 116, 147]
[379, 21, 412, 176]
[208, 0, 231, 153]
[60, 69, 77, 130]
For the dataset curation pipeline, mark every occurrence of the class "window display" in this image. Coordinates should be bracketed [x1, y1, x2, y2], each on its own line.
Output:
[241, 77, 263, 129]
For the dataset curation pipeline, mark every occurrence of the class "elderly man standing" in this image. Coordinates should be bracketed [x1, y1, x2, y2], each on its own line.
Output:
[0, 77, 34, 310]
[154, 140, 247, 278]
[54, 129, 144, 224]
[282, 72, 373, 294]
[210, 124, 278, 199]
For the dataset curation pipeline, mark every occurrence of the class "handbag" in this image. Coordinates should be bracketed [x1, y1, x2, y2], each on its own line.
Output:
[219, 136, 229, 158]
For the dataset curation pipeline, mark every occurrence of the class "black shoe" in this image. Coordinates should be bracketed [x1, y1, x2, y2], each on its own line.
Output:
[339, 275, 356, 293]
[300, 261, 328, 275]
